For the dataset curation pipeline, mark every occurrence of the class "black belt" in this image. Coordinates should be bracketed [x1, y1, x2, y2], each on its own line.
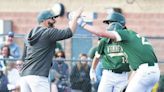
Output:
[111, 70, 124, 74]
[105, 69, 123, 74]
[148, 62, 154, 66]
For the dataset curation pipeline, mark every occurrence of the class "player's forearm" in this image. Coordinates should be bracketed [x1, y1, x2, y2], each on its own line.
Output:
[83, 24, 116, 40]
[91, 57, 99, 70]
[83, 24, 104, 37]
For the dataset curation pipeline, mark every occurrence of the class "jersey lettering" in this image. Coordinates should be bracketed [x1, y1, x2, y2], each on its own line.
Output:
[136, 34, 151, 45]
[107, 45, 122, 53]
[106, 45, 128, 63]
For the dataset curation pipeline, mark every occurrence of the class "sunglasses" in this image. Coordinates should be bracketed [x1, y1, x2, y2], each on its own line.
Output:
[50, 16, 58, 20]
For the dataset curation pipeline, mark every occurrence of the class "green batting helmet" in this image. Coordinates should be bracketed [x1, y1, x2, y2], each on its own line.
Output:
[37, 10, 57, 24]
[103, 12, 126, 26]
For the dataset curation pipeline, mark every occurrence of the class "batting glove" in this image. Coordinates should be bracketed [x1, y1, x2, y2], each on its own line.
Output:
[67, 12, 74, 20]
[77, 17, 86, 28]
[90, 68, 97, 82]
[68, 11, 80, 20]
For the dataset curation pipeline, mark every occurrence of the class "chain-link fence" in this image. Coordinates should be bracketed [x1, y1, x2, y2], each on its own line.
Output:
[0, 34, 164, 92]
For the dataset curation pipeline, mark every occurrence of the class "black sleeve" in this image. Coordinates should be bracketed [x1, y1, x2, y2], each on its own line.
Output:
[47, 28, 73, 42]
[21, 43, 27, 61]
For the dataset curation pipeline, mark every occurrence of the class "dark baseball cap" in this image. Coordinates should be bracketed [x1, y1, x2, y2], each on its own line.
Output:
[37, 10, 57, 24]
[8, 31, 14, 37]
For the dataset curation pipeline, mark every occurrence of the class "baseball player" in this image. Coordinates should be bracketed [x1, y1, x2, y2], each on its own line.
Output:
[78, 11, 160, 92]
[86, 12, 131, 92]
[20, 8, 83, 92]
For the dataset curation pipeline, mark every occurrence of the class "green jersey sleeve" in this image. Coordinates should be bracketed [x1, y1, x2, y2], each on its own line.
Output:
[115, 29, 137, 42]
[88, 46, 98, 59]
[97, 38, 109, 55]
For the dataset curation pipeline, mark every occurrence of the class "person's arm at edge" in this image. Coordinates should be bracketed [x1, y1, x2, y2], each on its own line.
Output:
[83, 24, 117, 40]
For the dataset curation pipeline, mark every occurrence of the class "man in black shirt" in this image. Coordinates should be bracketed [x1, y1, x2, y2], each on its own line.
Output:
[20, 8, 83, 92]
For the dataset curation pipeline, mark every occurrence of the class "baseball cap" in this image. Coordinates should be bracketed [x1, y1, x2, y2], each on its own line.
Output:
[8, 31, 14, 37]
[37, 10, 57, 24]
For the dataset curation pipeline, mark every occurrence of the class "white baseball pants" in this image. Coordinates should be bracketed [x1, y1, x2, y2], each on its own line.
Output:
[20, 75, 50, 92]
[126, 63, 160, 92]
[98, 70, 128, 92]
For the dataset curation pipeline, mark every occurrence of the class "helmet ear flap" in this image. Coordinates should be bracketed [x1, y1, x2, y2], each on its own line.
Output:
[107, 22, 124, 31]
